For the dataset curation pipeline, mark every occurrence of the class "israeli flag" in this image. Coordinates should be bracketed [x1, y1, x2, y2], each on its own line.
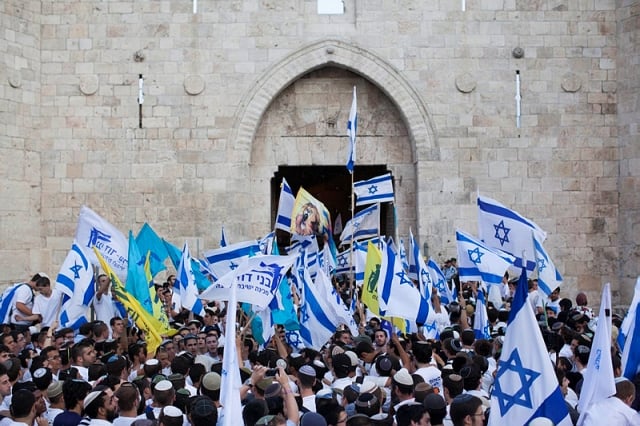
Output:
[289, 235, 319, 281]
[409, 230, 432, 299]
[315, 269, 359, 336]
[478, 195, 547, 271]
[346, 86, 357, 173]
[354, 173, 394, 206]
[275, 178, 295, 232]
[204, 239, 260, 280]
[426, 258, 454, 305]
[619, 276, 640, 380]
[175, 242, 205, 316]
[298, 266, 338, 349]
[340, 204, 379, 244]
[456, 229, 515, 285]
[488, 268, 571, 426]
[533, 233, 563, 297]
[57, 241, 96, 330]
[378, 241, 430, 324]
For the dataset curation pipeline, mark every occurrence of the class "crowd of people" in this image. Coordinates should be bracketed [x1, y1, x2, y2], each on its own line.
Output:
[1, 263, 639, 426]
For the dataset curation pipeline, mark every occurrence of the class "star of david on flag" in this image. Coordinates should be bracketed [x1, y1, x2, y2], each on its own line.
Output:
[533, 232, 563, 297]
[488, 268, 571, 426]
[353, 173, 394, 206]
[478, 194, 547, 272]
[456, 229, 515, 285]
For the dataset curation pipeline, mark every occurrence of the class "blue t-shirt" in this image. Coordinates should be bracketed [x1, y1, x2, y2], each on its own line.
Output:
[53, 411, 83, 426]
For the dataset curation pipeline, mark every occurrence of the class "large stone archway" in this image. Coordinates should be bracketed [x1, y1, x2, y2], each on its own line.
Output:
[229, 39, 437, 237]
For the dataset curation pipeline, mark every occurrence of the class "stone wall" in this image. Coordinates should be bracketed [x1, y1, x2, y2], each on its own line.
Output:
[0, 0, 636, 307]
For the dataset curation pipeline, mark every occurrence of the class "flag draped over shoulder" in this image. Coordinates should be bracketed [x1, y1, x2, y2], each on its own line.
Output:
[619, 276, 640, 380]
[478, 195, 546, 271]
[533, 233, 563, 297]
[0, 284, 25, 325]
[346, 86, 357, 173]
[340, 204, 380, 244]
[218, 269, 242, 426]
[378, 241, 430, 323]
[354, 173, 394, 206]
[577, 282, 614, 424]
[93, 248, 163, 355]
[75, 205, 129, 279]
[488, 268, 571, 426]
[275, 178, 295, 232]
[456, 229, 515, 284]
[135, 223, 168, 277]
[175, 242, 205, 317]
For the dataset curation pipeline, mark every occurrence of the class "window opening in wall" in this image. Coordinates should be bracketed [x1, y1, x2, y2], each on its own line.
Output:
[318, 0, 344, 15]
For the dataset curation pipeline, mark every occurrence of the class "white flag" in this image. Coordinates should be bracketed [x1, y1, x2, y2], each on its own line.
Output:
[75, 205, 128, 279]
[577, 283, 615, 424]
[346, 86, 357, 173]
[340, 204, 380, 244]
[218, 272, 242, 426]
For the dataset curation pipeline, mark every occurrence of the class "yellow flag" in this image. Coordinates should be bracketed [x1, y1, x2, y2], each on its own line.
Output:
[143, 251, 172, 335]
[362, 241, 382, 316]
[93, 248, 163, 355]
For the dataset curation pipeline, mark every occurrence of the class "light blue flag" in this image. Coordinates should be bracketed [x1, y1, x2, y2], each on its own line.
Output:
[533, 233, 563, 297]
[298, 266, 338, 349]
[427, 258, 454, 305]
[220, 226, 227, 247]
[456, 229, 515, 284]
[203, 239, 261, 280]
[488, 268, 571, 426]
[354, 173, 394, 206]
[56, 242, 96, 330]
[135, 223, 168, 277]
[275, 178, 295, 232]
[478, 194, 547, 271]
[577, 283, 615, 423]
[474, 289, 491, 340]
[340, 204, 379, 244]
[379, 241, 430, 323]
[619, 276, 640, 380]
[126, 232, 154, 314]
[175, 242, 205, 316]
[270, 276, 299, 331]
[346, 86, 357, 173]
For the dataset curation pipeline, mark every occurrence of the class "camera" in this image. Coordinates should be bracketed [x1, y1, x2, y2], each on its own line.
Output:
[265, 369, 278, 377]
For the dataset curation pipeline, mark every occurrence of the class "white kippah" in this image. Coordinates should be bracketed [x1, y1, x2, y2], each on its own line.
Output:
[162, 406, 183, 418]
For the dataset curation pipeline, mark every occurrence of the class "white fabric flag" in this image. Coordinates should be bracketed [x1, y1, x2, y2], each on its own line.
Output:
[75, 205, 128, 279]
[478, 194, 546, 271]
[354, 173, 394, 206]
[577, 283, 615, 425]
[340, 204, 379, 244]
[456, 229, 515, 284]
[533, 232, 563, 297]
[275, 178, 295, 232]
[346, 86, 357, 173]
[218, 273, 242, 426]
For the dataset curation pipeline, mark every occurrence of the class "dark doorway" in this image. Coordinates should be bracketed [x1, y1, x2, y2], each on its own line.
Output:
[272, 165, 393, 248]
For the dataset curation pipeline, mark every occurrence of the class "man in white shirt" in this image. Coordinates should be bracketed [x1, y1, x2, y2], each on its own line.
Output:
[412, 341, 443, 394]
[581, 377, 640, 426]
[32, 278, 60, 329]
[93, 275, 118, 324]
[10, 273, 43, 333]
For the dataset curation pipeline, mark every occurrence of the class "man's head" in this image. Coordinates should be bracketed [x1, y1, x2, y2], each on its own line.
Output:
[0, 364, 11, 397]
[35, 277, 52, 297]
[110, 317, 125, 337]
[188, 396, 218, 426]
[83, 385, 118, 421]
[205, 334, 219, 355]
[62, 378, 92, 410]
[183, 335, 198, 355]
[395, 403, 431, 426]
[615, 377, 636, 406]
[10, 389, 36, 419]
[449, 394, 484, 426]
[115, 382, 140, 413]
[374, 329, 388, 348]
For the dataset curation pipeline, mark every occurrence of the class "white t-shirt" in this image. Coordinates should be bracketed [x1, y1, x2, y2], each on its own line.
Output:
[414, 365, 443, 394]
[11, 284, 34, 326]
[93, 292, 117, 324]
[33, 291, 60, 328]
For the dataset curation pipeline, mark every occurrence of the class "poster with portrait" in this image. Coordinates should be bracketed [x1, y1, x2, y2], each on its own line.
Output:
[290, 187, 332, 242]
